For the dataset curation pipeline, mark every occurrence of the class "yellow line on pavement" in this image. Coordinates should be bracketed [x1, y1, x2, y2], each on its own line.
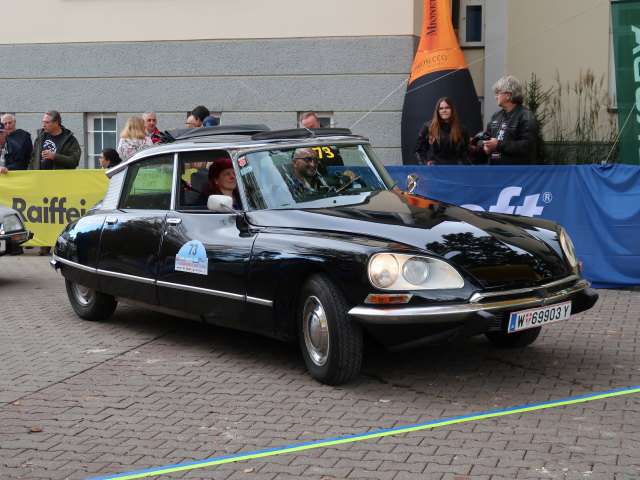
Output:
[89, 385, 640, 480]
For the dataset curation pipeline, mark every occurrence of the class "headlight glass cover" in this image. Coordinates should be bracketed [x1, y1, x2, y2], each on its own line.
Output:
[369, 253, 464, 290]
[0, 214, 25, 234]
[559, 227, 579, 271]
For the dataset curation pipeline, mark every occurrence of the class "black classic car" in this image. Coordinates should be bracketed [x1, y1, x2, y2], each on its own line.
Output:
[52, 126, 598, 384]
[0, 205, 32, 257]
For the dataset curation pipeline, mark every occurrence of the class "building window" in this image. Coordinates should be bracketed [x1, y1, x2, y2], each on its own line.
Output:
[87, 114, 117, 169]
[298, 111, 334, 128]
[459, 0, 484, 46]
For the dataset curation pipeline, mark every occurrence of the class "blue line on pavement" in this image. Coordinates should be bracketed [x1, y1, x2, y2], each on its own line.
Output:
[87, 385, 640, 480]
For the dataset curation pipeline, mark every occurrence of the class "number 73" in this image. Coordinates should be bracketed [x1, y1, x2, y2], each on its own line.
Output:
[312, 147, 335, 159]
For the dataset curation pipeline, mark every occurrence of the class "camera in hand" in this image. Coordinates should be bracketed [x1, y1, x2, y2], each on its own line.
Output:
[467, 131, 491, 165]
[469, 131, 491, 150]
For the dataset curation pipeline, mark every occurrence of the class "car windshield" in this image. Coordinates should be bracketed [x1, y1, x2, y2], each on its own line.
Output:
[237, 144, 396, 210]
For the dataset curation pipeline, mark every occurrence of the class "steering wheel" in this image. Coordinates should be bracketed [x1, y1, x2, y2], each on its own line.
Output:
[335, 175, 362, 194]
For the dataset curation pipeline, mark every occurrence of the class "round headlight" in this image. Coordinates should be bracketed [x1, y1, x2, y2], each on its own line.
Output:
[370, 254, 399, 288]
[559, 228, 578, 269]
[402, 257, 430, 285]
[1, 214, 24, 233]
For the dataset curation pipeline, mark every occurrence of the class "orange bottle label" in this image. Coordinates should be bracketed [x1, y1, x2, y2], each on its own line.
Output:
[409, 0, 469, 85]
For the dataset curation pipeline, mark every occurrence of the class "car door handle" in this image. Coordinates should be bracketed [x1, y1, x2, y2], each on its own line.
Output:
[105, 216, 118, 225]
[167, 218, 182, 226]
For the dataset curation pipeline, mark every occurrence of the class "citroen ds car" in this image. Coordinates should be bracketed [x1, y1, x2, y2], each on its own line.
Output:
[51, 126, 598, 384]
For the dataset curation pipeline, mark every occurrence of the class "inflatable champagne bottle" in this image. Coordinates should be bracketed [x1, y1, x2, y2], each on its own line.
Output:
[401, 0, 482, 165]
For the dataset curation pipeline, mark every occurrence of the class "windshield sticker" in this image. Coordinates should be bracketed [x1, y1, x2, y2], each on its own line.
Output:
[238, 157, 247, 168]
[240, 165, 253, 176]
[175, 240, 208, 275]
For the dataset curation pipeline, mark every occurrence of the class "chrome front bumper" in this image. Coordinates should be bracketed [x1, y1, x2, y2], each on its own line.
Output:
[348, 276, 597, 325]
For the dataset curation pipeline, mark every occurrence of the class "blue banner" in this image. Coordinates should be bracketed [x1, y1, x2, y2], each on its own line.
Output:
[386, 165, 640, 288]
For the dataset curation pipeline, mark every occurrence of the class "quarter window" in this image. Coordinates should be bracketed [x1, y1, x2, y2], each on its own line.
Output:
[119, 155, 174, 210]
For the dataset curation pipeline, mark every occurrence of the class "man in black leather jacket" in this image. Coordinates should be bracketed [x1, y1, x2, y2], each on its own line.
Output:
[482, 75, 538, 165]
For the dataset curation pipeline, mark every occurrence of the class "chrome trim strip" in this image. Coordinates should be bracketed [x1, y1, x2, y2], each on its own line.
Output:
[469, 275, 582, 303]
[349, 279, 591, 325]
[246, 296, 273, 307]
[156, 281, 273, 307]
[156, 280, 243, 301]
[53, 256, 273, 307]
[53, 255, 97, 274]
[97, 268, 156, 285]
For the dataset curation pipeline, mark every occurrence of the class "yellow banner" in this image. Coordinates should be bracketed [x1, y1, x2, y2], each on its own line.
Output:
[0, 170, 109, 247]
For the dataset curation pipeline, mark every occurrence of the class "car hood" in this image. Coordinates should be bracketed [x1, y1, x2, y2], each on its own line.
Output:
[247, 190, 570, 287]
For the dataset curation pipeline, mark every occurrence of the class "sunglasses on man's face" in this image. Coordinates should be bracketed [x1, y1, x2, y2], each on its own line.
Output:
[294, 156, 318, 164]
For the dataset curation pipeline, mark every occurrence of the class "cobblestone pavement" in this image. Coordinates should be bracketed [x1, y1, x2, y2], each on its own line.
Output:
[1, 249, 639, 480]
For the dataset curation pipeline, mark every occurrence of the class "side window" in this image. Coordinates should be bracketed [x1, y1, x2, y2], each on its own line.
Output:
[119, 154, 174, 210]
[178, 150, 232, 209]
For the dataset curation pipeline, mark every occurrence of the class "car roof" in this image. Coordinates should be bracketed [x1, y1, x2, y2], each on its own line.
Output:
[107, 125, 369, 177]
[163, 125, 360, 144]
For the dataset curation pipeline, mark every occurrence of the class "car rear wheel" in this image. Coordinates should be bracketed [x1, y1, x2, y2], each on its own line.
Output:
[65, 279, 117, 321]
[485, 326, 541, 348]
[298, 274, 363, 385]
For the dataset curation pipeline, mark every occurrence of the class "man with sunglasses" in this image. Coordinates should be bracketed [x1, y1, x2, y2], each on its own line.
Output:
[290, 147, 331, 193]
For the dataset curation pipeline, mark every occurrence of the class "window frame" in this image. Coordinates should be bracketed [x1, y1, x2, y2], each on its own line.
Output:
[86, 113, 118, 169]
[297, 111, 334, 128]
[458, 0, 485, 47]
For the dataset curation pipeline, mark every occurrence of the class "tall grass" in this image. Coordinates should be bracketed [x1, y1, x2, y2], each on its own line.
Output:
[525, 69, 618, 165]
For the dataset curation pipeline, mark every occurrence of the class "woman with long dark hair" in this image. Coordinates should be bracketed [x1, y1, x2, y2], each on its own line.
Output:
[98, 148, 122, 169]
[414, 96, 470, 165]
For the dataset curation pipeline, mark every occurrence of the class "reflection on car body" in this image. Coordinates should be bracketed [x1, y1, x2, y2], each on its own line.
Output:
[51, 125, 598, 384]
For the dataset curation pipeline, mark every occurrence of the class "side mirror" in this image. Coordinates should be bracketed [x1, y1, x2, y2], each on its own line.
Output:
[207, 195, 234, 212]
[406, 174, 419, 193]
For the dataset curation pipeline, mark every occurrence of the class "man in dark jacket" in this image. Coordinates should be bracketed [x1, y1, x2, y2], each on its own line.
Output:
[29, 110, 81, 255]
[29, 110, 81, 171]
[0, 114, 32, 172]
[482, 75, 538, 165]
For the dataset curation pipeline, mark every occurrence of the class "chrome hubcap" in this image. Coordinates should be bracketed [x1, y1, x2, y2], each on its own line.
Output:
[72, 283, 95, 307]
[302, 296, 329, 366]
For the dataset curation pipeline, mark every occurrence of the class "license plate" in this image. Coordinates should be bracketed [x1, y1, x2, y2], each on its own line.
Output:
[0, 239, 5, 253]
[507, 301, 572, 333]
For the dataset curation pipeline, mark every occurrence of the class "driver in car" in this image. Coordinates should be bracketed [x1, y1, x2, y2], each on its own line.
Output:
[290, 147, 332, 193]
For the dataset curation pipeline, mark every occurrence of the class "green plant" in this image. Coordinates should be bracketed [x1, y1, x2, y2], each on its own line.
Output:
[524, 73, 555, 165]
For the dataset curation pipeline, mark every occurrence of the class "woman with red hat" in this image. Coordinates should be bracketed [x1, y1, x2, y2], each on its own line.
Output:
[200, 157, 241, 208]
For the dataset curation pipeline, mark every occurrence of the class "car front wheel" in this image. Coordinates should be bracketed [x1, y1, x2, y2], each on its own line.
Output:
[485, 326, 541, 348]
[298, 274, 363, 385]
[65, 279, 117, 321]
